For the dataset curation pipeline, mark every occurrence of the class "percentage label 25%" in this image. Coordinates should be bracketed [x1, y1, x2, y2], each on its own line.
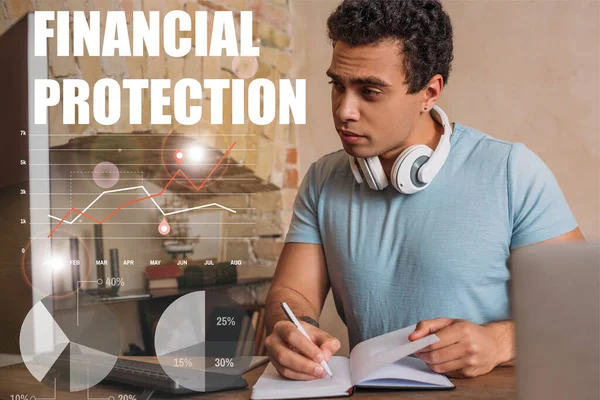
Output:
[215, 316, 236, 326]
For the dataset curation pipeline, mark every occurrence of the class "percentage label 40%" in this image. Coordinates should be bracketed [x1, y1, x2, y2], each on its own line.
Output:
[106, 277, 124, 287]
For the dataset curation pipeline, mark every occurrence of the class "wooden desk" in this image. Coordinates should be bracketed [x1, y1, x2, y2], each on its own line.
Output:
[0, 362, 515, 400]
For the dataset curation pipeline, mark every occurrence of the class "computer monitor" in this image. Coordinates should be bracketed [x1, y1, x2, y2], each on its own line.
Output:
[0, 13, 54, 356]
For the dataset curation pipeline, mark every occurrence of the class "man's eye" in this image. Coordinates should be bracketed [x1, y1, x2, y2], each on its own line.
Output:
[328, 80, 344, 91]
[363, 88, 381, 97]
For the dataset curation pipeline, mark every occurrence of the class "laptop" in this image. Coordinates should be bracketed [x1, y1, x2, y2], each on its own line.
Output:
[511, 241, 599, 400]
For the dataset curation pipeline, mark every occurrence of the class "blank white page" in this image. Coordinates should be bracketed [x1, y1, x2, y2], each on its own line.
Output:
[251, 356, 353, 400]
[349, 325, 439, 384]
[357, 356, 453, 387]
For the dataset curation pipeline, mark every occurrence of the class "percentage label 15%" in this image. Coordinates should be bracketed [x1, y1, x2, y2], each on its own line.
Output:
[173, 357, 193, 368]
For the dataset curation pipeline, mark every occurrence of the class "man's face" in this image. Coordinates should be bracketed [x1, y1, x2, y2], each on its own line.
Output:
[327, 40, 422, 158]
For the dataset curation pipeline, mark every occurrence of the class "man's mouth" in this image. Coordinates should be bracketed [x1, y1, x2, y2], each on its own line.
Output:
[338, 129, 366, 137]
[338, 129, 367, 144]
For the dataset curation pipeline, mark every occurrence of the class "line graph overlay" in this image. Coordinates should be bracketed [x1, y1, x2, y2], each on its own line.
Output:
[47, 142, 238, 237]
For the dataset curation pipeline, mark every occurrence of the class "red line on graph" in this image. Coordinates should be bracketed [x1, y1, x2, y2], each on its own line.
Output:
[48, 142, 237, 238]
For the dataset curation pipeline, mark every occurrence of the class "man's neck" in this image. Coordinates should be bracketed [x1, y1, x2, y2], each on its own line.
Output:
[379, 114, 453, 180]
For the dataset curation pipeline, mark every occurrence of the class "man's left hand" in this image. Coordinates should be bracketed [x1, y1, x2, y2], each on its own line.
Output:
[408, 318, 513, 378]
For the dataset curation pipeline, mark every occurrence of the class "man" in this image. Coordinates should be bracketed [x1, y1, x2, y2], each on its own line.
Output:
[263, 0, 583, 380]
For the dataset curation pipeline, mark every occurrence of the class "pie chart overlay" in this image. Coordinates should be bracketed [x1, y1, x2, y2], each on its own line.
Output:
[19, 293, 120, 392]
[154, 291, 255, 392]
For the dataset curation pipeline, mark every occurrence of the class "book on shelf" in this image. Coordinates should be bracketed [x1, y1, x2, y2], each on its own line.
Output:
[178, 262, 237, 288]
[254, 309, 266, 356]
[257, 321, 268, 356]
[235, 313, 252, 357]
[145, 264, 180, 280]
[147, 277, 179, 289]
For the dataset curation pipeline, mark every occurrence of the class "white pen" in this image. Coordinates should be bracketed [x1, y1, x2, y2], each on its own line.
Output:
[280, 301, 333, 377]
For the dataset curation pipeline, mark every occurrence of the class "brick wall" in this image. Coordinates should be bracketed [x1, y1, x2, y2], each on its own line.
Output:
[0, 0, 299, 270]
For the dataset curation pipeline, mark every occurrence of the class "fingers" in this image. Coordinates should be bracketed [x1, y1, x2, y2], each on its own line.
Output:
[270, 357, 322, 381]
[415, 342, 465, 365]
[415, 321, 467, 352]
[265, 334, 327, 379]
[426, 356, 481, 378]
[274, 321, 325, 362]
[265, 321, 334, 380]
[409, 318, 454, 341]
[316, 336, 341, 361]
[415, 321, 497, 378]
[427, 358, 470, 375]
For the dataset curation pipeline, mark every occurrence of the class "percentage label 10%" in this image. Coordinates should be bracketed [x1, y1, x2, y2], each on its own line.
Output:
[214, 358, 235, 368]
[10, 395, 32, 400]
[216, 316, 235, 326]
[173, 357, 193, 368]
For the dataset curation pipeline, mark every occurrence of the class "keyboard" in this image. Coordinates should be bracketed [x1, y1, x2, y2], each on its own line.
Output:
[45, 355, 248, 396]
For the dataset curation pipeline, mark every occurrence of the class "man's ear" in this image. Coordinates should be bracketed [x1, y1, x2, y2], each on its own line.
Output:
[423, 74, 444, 107]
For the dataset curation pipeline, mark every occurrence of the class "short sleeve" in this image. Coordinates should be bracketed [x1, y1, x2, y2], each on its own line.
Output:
[507, 143, 578, 249]
[284, 162, 322, 244]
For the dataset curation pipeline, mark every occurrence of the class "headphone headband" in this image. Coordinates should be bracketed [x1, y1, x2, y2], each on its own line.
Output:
[417, 105, 453, 184]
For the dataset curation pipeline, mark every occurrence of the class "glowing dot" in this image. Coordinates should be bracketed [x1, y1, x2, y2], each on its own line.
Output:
[44, 256, 66, 272]
[188, 146, 204, 163]
[232, 56, 259, 79]
[93, 162, 119, 189]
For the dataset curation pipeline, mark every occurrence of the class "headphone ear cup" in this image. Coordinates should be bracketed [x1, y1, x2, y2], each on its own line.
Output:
[348, 155, 364, 184]
[348, 155, 389, 190]
[391, 145, 433, 194]
[358, 157, 389, 190]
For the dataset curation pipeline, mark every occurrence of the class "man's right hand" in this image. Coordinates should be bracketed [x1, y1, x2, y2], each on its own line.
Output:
[264, 320, 341, 380]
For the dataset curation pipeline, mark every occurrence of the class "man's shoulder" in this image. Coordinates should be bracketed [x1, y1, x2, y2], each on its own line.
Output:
[453, 122, 531, 168]
[453, 123, 553, 189]
[458, 122, 546, 160]
[454, 122, 514, 152]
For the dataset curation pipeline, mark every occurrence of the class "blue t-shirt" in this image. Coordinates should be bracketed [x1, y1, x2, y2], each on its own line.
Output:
[285, 122, 578, 350]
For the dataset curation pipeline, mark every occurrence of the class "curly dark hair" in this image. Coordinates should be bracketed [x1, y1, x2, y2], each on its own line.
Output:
[327, 0, 454, 94]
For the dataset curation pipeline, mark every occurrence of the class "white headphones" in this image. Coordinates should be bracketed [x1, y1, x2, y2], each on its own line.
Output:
[348, 104, 452, 194]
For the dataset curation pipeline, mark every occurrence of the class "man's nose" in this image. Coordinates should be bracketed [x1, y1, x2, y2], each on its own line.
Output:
[336, 93, 360, 122]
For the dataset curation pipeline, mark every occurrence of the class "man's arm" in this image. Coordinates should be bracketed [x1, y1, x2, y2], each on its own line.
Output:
[410, 227, 585, 378]
[493, 226, 586, 368]
[265, 243, 330, 334]
[263, 243, 341, 380]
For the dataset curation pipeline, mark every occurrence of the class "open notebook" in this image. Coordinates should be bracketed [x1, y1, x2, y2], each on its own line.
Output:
[251, 325, 454, 399]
